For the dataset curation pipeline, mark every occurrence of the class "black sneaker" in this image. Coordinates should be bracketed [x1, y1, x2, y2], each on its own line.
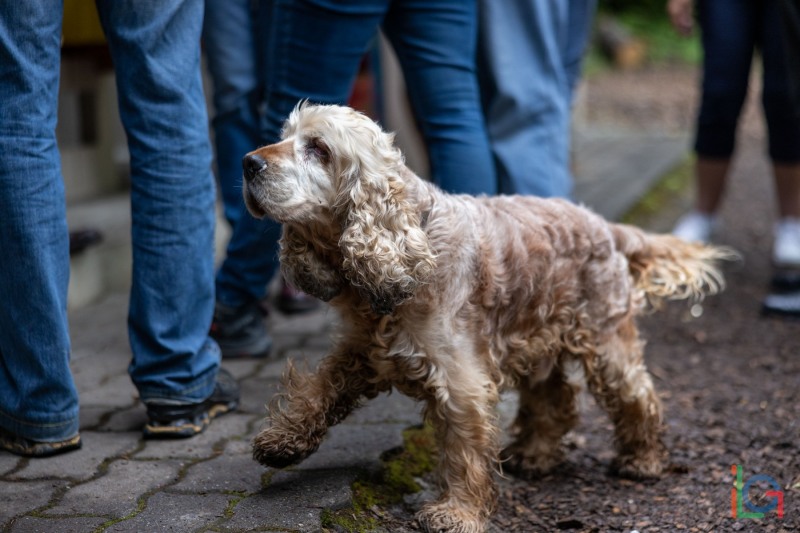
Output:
[0, 428, 82, 458]
[771, 268, 800, 292]
[143, 368, 240, 439]
[210, 300, 272, 358]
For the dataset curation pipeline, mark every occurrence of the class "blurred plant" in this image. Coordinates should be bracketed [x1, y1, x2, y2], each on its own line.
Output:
[593, 0, 701, 66]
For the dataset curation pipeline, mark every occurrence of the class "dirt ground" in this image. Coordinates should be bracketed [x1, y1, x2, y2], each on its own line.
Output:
[373, 65, 800, 532]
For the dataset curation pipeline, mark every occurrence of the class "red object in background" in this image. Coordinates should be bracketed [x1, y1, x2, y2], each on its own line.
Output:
[348, 55, 377, 119]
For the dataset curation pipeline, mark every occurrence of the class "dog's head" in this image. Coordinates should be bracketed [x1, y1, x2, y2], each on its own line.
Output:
[243, 103, 435, 315]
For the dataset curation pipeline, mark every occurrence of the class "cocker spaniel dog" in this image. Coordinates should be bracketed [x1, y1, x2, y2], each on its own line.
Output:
[244, 103, 728, 533]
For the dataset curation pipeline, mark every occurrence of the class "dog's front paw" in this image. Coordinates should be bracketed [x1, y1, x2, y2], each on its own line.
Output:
[500, 446, 564, 480]
[416, 501, 487, 533]
[252, 427, 319, 469]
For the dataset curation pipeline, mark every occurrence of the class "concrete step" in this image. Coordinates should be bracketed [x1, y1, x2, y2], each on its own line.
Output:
[572, 127, 689, 221]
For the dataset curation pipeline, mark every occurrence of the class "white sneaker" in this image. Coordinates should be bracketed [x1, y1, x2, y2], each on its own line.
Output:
[672, 211, 717, 243]
[773, 218, 800, 267]
[763, 290, 800, 317]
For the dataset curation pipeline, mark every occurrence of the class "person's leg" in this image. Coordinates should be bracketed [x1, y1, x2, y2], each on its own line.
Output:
[219, 0, 389, 312]
[202, 0, 280, 357]
[694, 0, 757, 210]
[773, 164, 800, 219]
[477, 0, 573, 197]
[203, 0, 263, 229]
[0, 1, 82, 453]
[777, 0, 800, 118]
[96, 0, 222, 406]
[759, 0, 800, 267]
[693, 157, 731, 214]
[563, 0, 598, 103]
[205, 0, 301, 316]
[382, 0, 496, 195]
[759, 0, 800, 217]
[675, 0, 756, 242]
[260, 0, 389, 143]
[217, 0, 387, 312]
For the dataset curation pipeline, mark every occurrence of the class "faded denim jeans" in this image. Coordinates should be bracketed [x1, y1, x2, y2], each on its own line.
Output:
[0, 0, 220, 441]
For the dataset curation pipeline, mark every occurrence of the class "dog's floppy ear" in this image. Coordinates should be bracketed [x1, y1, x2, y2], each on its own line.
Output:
[333, 125, 435, 315]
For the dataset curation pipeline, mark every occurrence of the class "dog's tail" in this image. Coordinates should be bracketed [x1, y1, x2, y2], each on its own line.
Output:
[611, 223, 735, 305]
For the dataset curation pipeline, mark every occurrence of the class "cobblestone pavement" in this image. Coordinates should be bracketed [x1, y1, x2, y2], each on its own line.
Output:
[1, 296, 422, 532]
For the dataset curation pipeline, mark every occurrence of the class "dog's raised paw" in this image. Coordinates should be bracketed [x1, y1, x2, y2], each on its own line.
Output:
[251, 428, 319, 468]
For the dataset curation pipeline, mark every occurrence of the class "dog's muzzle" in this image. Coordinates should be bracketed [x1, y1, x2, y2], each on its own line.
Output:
[243, 153, 267, 183]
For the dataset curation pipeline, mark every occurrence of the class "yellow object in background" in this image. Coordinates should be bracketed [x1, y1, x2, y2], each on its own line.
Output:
[62, 0, 105, 47]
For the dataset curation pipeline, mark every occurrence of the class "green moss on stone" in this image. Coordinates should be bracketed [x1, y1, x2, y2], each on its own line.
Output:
[320, 424, 438, 532]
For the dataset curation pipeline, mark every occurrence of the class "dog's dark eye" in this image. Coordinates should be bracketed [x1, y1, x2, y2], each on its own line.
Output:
[306, 138, 329, 161]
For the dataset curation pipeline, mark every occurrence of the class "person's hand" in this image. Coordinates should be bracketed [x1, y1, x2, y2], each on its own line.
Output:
[667, 0, 695, 36]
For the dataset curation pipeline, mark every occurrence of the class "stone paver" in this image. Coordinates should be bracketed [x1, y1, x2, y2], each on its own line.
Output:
[0, 480, 68, 524]
[219, 469, 357, 532]
[0, 454, 21, 476]
[44, 459, 183, 517]
[170, 440, 264, 494]
[10, 431, 141, 482]
[237, 374, 282, 415]
[96, 405, 148, 433]
[11, 515, 108, 533]
[104, 492, 232, 532]
[295, 422, 409, 471]
[77, 373, 139, 410]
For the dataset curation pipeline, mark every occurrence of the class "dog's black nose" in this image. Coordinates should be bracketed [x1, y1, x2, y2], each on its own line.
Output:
[243, 153, 267, 182]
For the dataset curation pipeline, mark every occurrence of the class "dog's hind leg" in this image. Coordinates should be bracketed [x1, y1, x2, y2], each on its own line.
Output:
[252, 345, 385, 469]
[500, 359, 581, 479]
[586, 318, 666, 479]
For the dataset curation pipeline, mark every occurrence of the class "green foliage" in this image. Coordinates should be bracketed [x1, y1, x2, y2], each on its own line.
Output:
[593, 2, 701, 66]
[617, 11, 701, 64]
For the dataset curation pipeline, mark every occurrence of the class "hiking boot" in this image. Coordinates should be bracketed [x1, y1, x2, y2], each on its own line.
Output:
[210, 300, 272, 358]
[275, 278, 319, 314]
[143, 368, 240, 439]
[0, 428, 82, 458]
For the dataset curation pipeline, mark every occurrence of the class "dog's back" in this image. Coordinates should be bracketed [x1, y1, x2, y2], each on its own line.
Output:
[461, 195, 728, 310]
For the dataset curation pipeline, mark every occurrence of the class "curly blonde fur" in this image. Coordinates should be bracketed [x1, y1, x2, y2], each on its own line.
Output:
[243, 103, 729, 533]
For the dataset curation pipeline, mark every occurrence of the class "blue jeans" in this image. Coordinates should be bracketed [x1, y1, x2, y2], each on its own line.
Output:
[478, 0, 596, 197]
[213, 0, 497, 307]
[695, 0, 800, 163]
[0, 0, 219, 441]
[203, 0, 282, 308]
[263, 0, 496, 194]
